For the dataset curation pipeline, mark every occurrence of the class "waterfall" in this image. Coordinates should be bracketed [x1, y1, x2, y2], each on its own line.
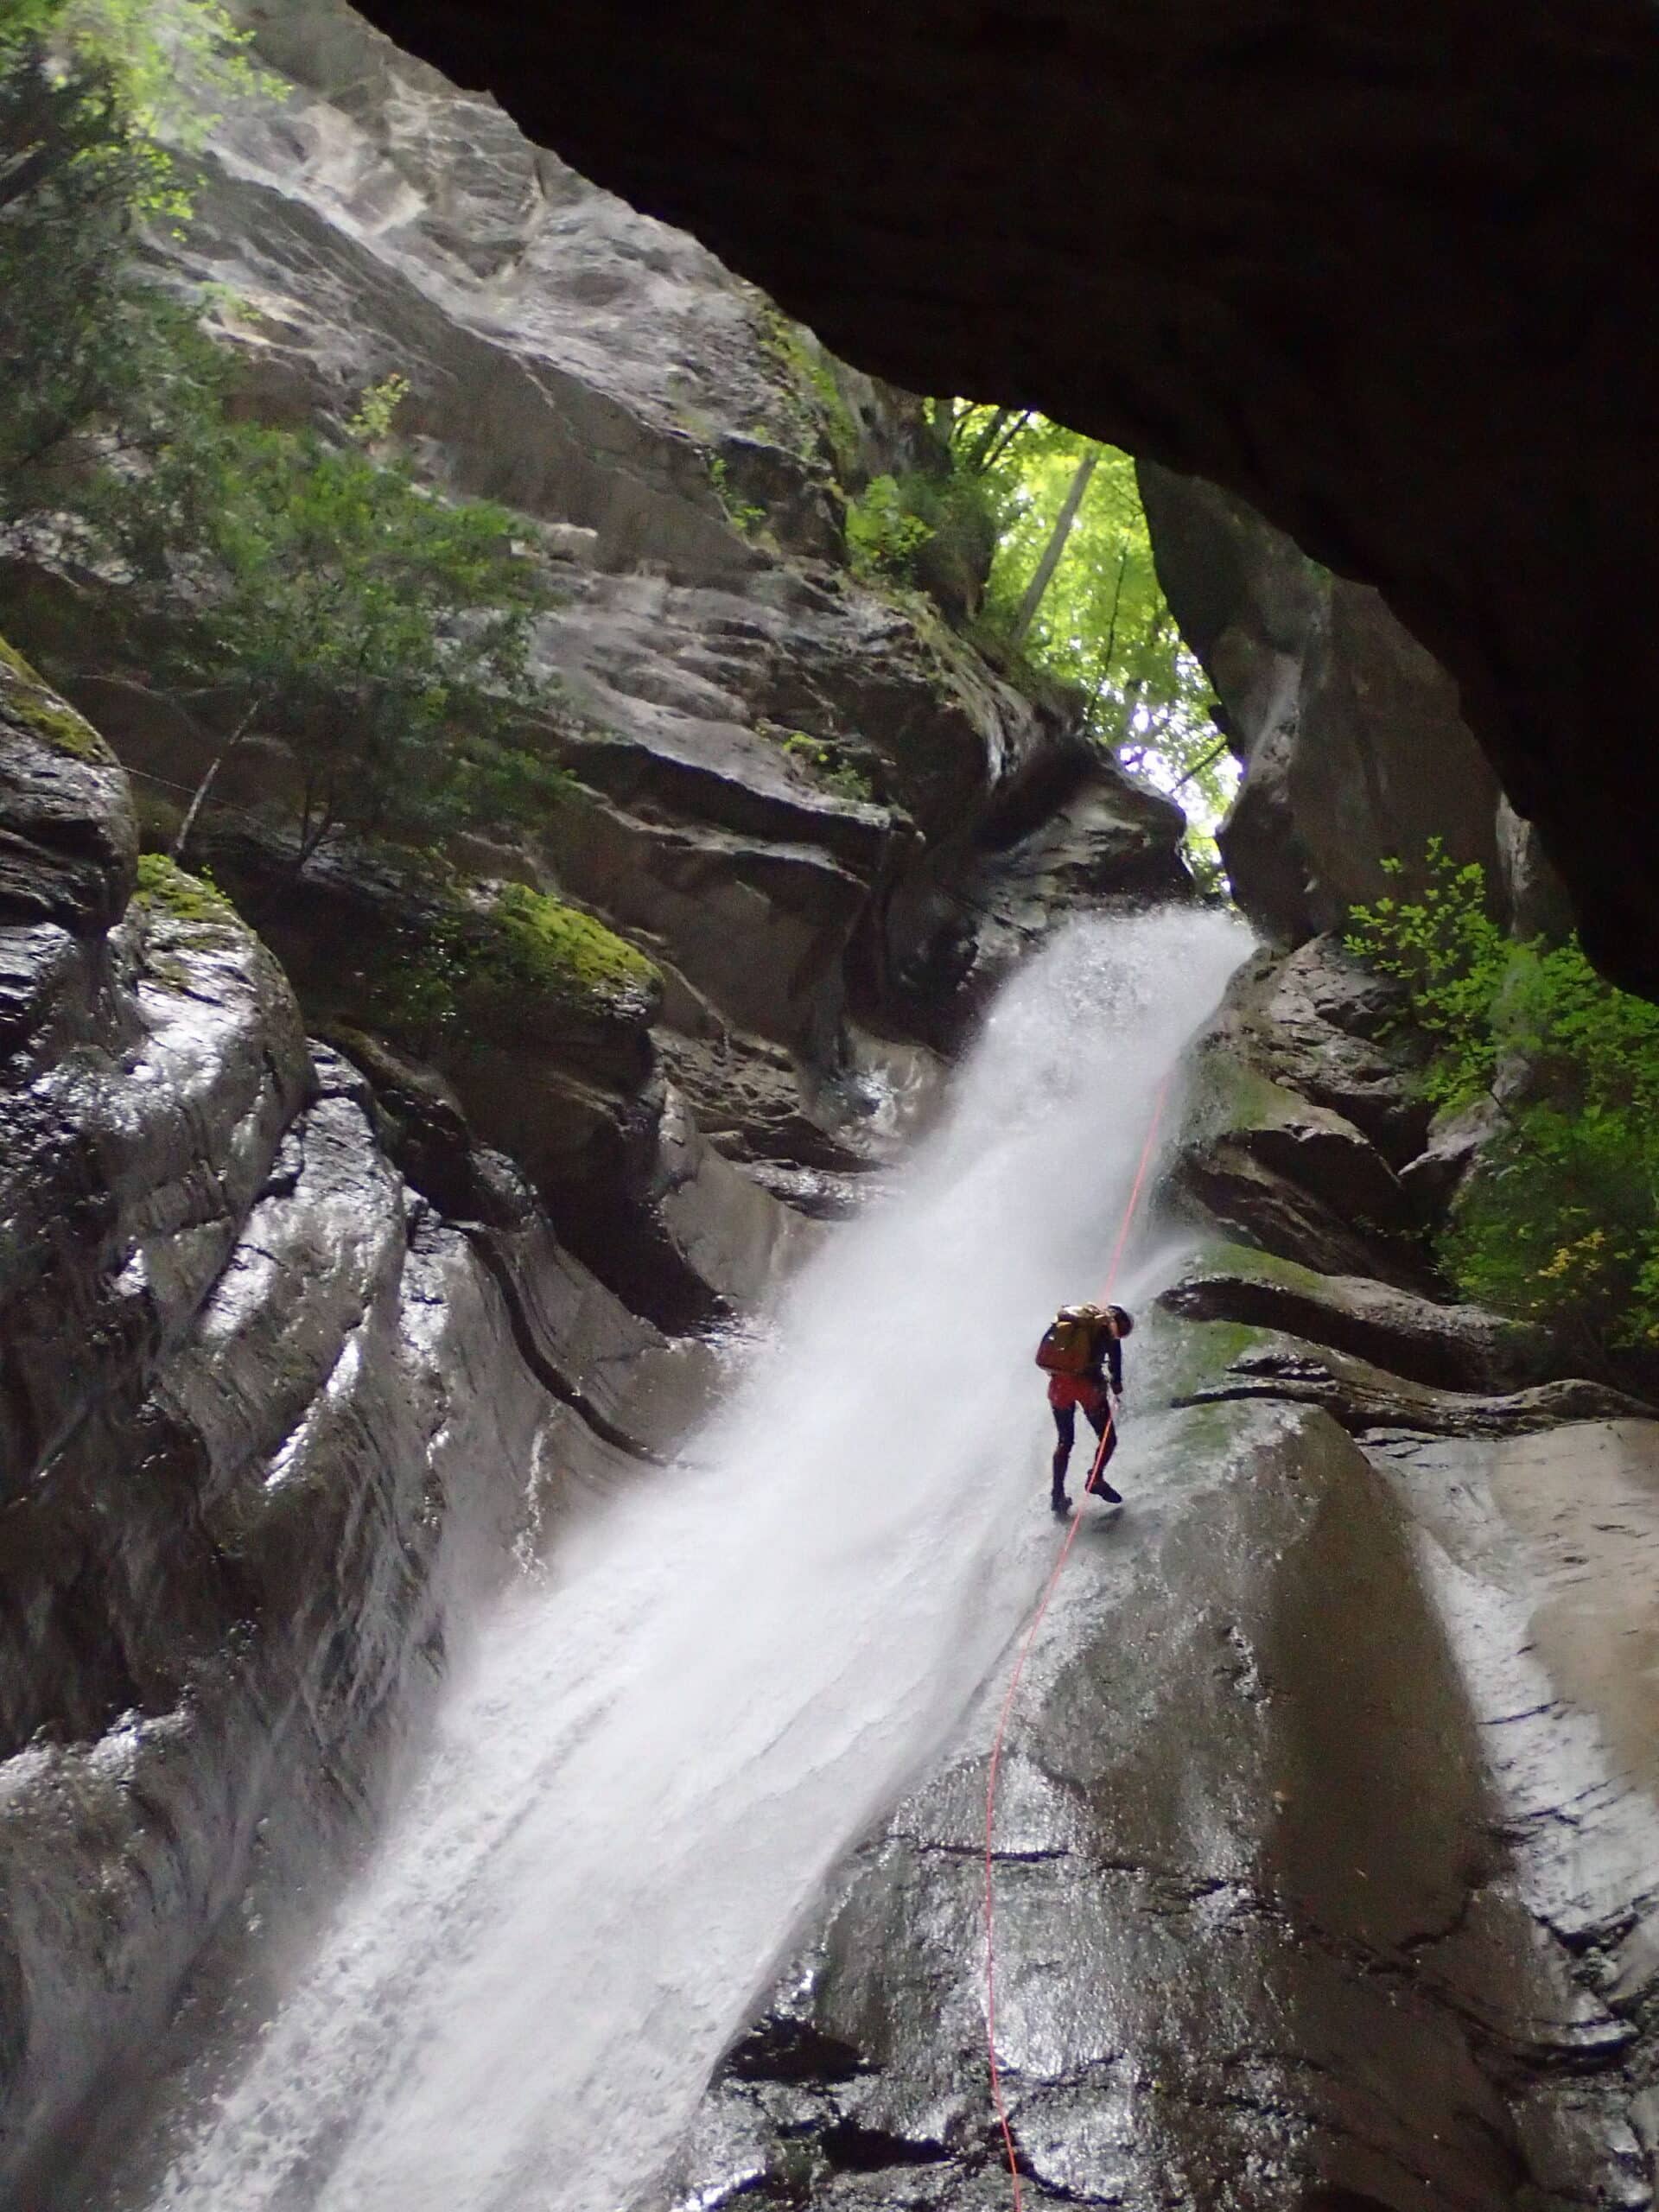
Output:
[135, 907, 1248, 2212]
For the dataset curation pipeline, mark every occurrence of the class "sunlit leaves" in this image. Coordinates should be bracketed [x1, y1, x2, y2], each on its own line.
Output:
[950, 404, 1237, 848]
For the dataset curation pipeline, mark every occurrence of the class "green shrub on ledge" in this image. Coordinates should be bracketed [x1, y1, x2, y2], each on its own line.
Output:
[1347, 842, 1659, 1363]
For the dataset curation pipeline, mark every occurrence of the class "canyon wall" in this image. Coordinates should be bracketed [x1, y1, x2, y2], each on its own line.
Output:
[4, 8, 1659, 2209]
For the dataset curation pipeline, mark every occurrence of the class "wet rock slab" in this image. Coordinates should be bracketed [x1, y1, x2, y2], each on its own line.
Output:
[655, 1388, 1651, 2211]
[1159, 1242, 1563, 1396]
[0, 673, 717, 2198]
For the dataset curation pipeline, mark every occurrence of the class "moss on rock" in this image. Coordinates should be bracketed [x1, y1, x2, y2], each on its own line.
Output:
[133, 853, 240, 930]
[0, 638, 115, 765]
[373, 877, 662, 1059]
[481, 881, 660, 1014]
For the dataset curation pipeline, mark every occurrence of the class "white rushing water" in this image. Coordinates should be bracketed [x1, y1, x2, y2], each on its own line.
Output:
[143, 906, 1247, 2212]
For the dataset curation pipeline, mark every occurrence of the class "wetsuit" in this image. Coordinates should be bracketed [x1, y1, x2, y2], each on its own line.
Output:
[1048, 1321, 1122, 1511]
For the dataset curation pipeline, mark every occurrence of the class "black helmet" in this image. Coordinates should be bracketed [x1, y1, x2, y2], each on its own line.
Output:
[1106, 1304, 1135, 1336]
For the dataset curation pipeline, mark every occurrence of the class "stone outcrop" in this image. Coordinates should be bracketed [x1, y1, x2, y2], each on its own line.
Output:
[1174, 1052, 1428, 1289]
[1171, 1329, 1648, 1445]
[1137, 466, 1583, 957]
[0, 652, 712, 2200]
[1137, 465, 1506, 945]
[656, 1376, 1656, 2212]
[1160, 1245, 1565, 1398]
[11, 8, 1659, 2208]
[1205, 936, 1433, 1158]
[190, 832, 817, 1332]
[3, 0, 1187, 1249]
[348, 0, 1659, 995]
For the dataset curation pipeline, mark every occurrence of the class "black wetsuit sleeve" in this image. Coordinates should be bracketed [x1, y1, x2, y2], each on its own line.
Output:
[1106, 1332, 1123, 1395]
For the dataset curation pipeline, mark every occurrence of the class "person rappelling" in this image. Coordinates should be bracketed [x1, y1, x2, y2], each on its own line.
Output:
[1034, 1301, 1134, 1519]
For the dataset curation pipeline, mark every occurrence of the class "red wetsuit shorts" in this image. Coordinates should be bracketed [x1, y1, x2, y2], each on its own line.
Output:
[1046, 1372, 1110, 1417]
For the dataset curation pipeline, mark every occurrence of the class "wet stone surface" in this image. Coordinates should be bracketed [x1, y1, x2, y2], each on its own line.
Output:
[0, 669, 718, 2201]
[654, 1382, 1659, 2212]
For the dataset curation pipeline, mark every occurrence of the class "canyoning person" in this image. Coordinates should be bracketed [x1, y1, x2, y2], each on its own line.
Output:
[1034, 1302, 1133, 1519]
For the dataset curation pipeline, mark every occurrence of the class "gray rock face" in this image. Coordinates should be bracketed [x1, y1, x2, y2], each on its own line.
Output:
[337, 0, 1659, 1003]
[1160, 1243, 1563, 1396]
[0, 675, 712, 2199]
[658, 1381, 1656, 2212]
[4, 0, 1186, 1188]
[1209, 935, 1431, 1160]
[11, 14, 1657, 2209]
[1139, 465, 1511, 947]
[0, 647, 136, 936]
[1169, 936, 1445, 1293]
[1173, 1326, 1649, 1445]
[1175, 1047, 1429, 1289]
[652, 1197, 1659, 2210]
[1497, 793, 1577, 945]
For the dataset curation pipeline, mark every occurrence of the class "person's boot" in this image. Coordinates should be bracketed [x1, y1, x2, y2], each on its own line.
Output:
[1050, 1479, 1071, 1520]
[1086, 1468, 1122, 1505]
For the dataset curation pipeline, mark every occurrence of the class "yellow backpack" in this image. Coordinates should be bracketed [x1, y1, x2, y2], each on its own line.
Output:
[1034, 1306, 1103, 1377]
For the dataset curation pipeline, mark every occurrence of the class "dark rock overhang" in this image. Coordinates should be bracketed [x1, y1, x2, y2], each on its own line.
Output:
[349, 0, 1659, 991]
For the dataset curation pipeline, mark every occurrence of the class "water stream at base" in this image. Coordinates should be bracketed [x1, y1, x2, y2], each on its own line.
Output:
[138, 906, 1249, 2212]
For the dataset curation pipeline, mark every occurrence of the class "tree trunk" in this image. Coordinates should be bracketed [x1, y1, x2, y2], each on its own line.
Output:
[977, 408, 1035, 474]
[172, 702, 260, 862]
[961, 404, 1013, 465]
[1004, 448, 1100, 653]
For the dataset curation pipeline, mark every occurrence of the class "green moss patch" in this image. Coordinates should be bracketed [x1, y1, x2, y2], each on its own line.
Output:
[482, 882, 659, 1012]
[133, 851, 239, 929]
[760, 721, 877, 804]
[0, 637, 114, 763]
[0, 637, 43, 685]
[378, 880, 661, 1052]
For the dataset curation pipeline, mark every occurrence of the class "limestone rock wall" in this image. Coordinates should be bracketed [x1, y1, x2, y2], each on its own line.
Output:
[0, 0, 1187, 1306]
[0, 652, 710, 2198]
[339, 0, 1659, 999]
[1137, 462, 1575, 951]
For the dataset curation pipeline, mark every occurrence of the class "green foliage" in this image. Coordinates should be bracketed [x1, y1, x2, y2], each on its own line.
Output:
[0, 38, 204, 520]
[1347, 843, 1659, 1360]
[762, 723, 875, 804]
[1344, 842, 1510, 1108]
[908, 404, 1236, 864]
[0, 22, 570, 871]
[961, 413, 1229, 818]
[2, 0, 281, 233]
[844, 474, 934, 584]
[380, 881, 660, 1050]
[754, 303, 859, 473]
[707, 454, 766, 537]
[102, 373, 564, 862]
[133, 849, 235, 925]
[54, 0, 278, 159]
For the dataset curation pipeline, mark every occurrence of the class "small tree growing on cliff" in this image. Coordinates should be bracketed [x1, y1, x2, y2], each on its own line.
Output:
[0, 25, 569, 869]
[0, 3, 280, 531]
[121, 375, 566, 866]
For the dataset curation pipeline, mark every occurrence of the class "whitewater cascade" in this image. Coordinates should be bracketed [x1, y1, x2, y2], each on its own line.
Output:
[130, 907, 1248, 2212]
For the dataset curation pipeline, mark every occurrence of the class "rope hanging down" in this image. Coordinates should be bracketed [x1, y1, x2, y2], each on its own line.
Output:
[982, 1072, 1173, 2211]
